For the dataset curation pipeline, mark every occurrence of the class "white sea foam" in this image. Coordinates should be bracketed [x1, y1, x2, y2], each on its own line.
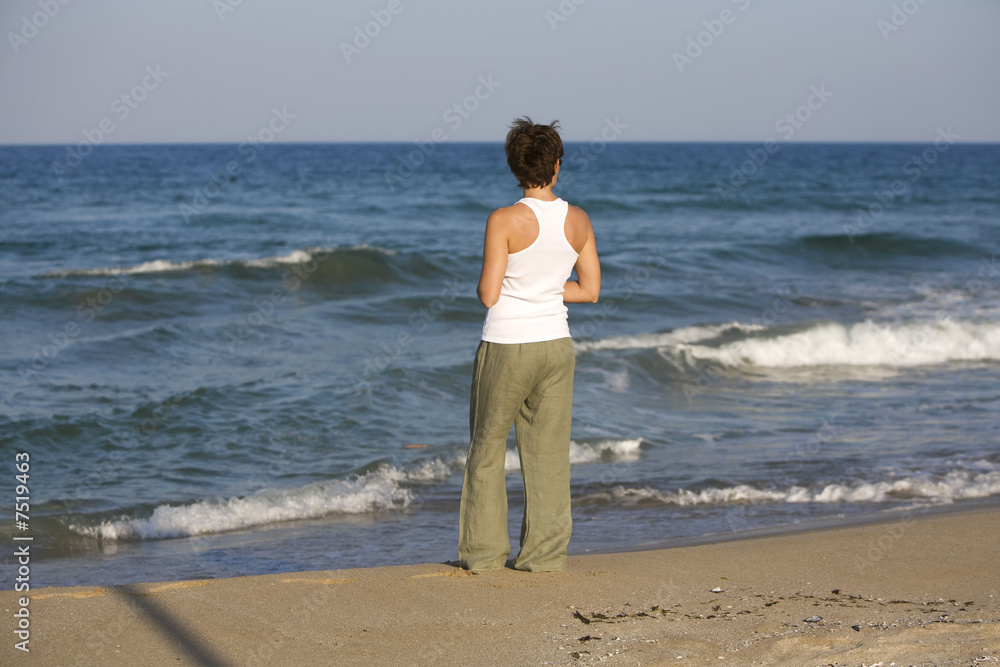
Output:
[242, 249, 317, 268]
[581, 318, 1000, 369]
[454, 439, 644, 473]
[570, 438, 642, 465]
[580, 484, 790, 507]
[51, 258, 223, 276]
[69, 444, 644, 542]
[796, 469, 1000, 503]
[574, 323, 764, 353]
[577, 467, 1000, 507]
[40, 245, 395, 278]
[70, 452, 1000, 542]
[677, 319, 1000, 368]
[71, 459, 452, 542]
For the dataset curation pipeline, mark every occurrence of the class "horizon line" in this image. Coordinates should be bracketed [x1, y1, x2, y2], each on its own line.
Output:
[3, 139, 999, 147]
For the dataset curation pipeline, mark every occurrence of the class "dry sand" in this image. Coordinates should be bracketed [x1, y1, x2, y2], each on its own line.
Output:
[3, 506, 998, 666]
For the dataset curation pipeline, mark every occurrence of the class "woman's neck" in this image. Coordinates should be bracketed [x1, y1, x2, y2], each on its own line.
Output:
[522, 184, 557, 201]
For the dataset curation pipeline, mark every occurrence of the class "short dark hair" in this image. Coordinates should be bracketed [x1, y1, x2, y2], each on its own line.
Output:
[505, 117, 564, 189]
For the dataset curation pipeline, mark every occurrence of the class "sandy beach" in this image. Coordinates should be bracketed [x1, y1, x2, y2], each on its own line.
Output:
[4, 506, 998, 666]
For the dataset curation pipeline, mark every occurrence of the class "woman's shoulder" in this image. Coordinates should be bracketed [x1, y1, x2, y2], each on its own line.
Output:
[564, 203, 592, 229]
[488, 201, 537, 227]
[563, 203, 593, 253]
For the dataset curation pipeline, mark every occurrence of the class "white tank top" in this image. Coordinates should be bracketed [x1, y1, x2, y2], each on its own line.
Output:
[481, 197, 580, 344]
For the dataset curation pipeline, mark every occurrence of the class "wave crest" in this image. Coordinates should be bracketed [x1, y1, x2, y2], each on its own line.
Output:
[66, 442, 643, 542]
[678, 319, 1000, 368]
[40, 245, 396, 278]
[69, 460, 449, 542]
[580, 319, 1000, 369]
[577, 467, 1000, 508]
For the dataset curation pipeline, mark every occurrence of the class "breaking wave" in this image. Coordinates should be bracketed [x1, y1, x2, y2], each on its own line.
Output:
[576, 465, 1000, 508]
[677, 319, 1000, 368]
[67, 440, 644, 542]
[579, 319, 1000, 369]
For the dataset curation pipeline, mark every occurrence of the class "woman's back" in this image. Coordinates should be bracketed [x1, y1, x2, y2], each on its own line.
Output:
[481, 197, 579, 344]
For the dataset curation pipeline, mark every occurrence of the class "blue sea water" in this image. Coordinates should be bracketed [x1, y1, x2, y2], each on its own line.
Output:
[1, 141, 999, 588]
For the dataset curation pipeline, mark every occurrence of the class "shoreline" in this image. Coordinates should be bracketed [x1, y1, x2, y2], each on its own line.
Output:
[579, 495, 1000, 556]
[32, 497, 1000, 591]
[5, 506, 998, 665]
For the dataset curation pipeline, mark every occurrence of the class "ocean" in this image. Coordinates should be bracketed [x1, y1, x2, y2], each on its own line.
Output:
[1, 141, 998, 588]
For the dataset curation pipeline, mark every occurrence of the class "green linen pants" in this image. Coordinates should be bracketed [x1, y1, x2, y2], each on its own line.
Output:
[459, 337, 575, 572]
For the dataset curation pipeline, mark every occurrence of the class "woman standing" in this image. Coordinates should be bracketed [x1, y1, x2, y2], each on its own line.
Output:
[459, 118, 601, 572]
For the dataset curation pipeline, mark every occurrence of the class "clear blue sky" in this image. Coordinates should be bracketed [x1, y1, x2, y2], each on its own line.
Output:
[1, 0, 998, 143]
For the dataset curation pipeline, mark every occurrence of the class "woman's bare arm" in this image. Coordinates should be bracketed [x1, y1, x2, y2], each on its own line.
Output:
[563, 215, 600, 303]
[477, 210, 509, 309]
